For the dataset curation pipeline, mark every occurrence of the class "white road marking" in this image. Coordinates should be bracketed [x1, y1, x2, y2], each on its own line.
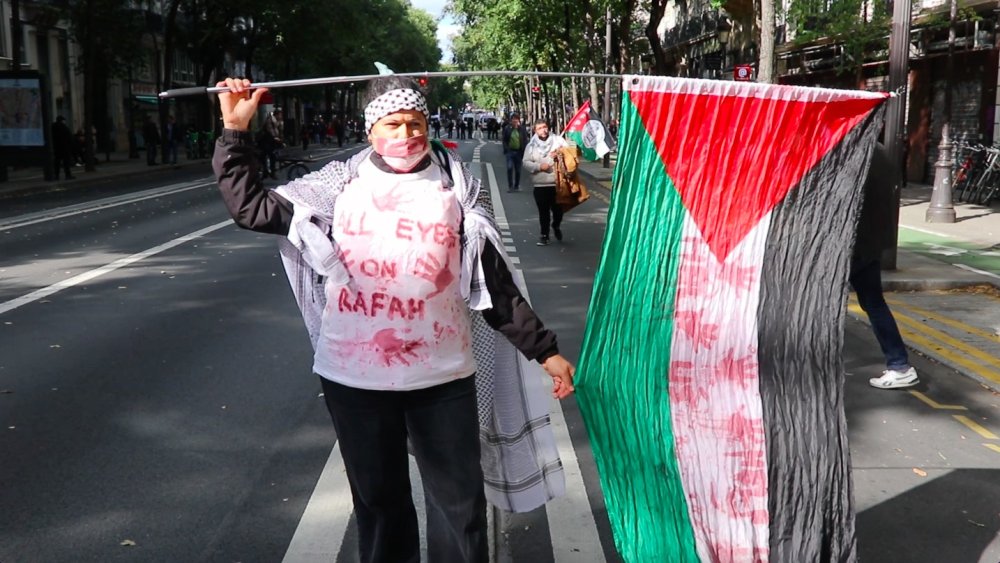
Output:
[954, 263, 1000, 281]
[899, 224, 958, 239]
[281, 447, 428, 562]
[280, 447, 352, 563]
[484, 161, 605, 562]
[0, 179, 216, 230]
[0, 220, 232, 316]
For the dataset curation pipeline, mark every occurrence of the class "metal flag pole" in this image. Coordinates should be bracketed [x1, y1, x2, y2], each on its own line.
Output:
[158, 70, 625, 98]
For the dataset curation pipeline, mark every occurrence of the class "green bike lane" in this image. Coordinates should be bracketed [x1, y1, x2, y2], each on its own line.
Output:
[898, 225, 1000, 281]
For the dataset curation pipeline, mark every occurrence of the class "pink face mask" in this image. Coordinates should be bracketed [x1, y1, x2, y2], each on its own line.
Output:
[372, 135, 430, 172]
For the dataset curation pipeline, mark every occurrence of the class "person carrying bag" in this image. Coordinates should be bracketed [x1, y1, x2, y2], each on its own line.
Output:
[554, 145, 590, 212]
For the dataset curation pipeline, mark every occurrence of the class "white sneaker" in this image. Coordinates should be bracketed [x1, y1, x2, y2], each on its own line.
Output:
[869, 367, 919, 389]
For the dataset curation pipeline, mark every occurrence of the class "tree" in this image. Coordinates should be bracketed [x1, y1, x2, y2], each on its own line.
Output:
[783, 0, 892, 80]
[60, 0, 147, 171]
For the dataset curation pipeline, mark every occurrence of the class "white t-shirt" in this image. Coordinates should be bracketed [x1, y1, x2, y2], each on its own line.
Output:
[312, 156, 476, 390]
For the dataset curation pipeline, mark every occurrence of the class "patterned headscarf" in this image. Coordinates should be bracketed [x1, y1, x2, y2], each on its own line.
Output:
[363, 88, 429, 135]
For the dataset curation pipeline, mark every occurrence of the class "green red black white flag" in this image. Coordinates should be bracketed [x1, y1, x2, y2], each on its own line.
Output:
[575, 76, 890, 562]
[564, 100, 616, 161]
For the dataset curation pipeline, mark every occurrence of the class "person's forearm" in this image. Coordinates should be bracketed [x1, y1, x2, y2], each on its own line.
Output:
[480, 241, 558, 362]
[213, 129, 293, 235]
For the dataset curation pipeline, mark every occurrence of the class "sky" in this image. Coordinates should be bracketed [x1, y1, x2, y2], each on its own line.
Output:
[411, 0, 461, 64]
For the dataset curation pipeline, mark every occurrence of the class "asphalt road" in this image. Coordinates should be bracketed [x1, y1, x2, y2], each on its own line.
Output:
[1, 137, 999, 562]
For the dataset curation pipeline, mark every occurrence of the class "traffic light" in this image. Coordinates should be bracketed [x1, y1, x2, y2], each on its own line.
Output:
[418, 77, 428, 89]
[531, 86, 540, 100]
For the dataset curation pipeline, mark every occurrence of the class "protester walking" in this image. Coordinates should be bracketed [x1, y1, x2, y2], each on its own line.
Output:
[850, 149, 919, 389]
[523, 119, 569, 246]
[502, 113, 529, 192]
[212, 75, 574, 563]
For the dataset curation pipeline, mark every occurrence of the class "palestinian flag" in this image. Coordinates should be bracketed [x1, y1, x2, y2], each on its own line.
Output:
[564, 100, 616, 161]
[575, 76, 889, 562]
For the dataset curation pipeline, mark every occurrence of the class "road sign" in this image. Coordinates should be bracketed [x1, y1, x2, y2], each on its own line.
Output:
[734, 65, 753, 81]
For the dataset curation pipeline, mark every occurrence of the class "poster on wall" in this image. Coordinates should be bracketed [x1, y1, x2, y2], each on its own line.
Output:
[0, 77, 44, 146]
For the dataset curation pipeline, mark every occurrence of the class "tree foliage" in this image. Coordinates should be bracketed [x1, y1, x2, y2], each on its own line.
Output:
[448, 0, 644, 119]
[783, 0, 891, 76]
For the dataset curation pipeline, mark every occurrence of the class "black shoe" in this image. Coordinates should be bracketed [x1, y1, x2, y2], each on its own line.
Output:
[536, 236, 550, 246]
[553, 226, 563, 241]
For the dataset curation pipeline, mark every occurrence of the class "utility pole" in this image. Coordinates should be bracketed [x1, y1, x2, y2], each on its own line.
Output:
[926, 0, 958, 222]
[882, 0, 913, 269]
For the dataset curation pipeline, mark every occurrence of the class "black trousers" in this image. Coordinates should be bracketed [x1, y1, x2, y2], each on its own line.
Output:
[533, 184, 563, 237]
[320, 376, 488, 563]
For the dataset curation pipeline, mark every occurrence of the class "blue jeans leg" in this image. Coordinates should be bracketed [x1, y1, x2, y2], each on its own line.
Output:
[850, 259, 910, 371]
[505, 152, 521, 189]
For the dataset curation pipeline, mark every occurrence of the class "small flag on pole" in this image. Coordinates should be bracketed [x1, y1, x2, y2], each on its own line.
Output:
[564, 100, 616, 161]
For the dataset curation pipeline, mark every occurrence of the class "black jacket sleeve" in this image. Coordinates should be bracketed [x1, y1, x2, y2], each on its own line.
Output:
[480, 240, 559, 363]
[212, 129, 293, 235]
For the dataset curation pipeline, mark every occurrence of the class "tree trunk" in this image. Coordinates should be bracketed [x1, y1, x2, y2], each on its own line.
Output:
[160, 0, 181, 163]
[83, 0, 96, 172]
[759, 0, 776, 83]
[617, 0, 637, 75]
[571, 76, 580, 110]
[646, 0, 669, 75]
[523, 77, 531, 119]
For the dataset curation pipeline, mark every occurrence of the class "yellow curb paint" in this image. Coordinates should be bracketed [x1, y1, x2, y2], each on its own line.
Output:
[880, 307, 1000, 384]
[885, 297, 1000, 343]
[908, 390, 968, 411]
[984, 444, 1000, 454]
[849, 302, 1000, 385]
[953, 415, 1000, 440]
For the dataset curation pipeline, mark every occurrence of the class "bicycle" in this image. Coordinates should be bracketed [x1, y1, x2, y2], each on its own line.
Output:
[257, 147, 312, 183]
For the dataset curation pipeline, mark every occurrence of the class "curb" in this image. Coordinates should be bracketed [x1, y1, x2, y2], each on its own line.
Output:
[882, 279, 1000, 292]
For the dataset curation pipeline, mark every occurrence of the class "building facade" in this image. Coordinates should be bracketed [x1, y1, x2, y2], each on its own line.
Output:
[657, 0, 1000, 184]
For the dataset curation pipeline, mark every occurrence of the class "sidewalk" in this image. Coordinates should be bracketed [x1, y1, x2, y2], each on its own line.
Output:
[577, 157, 1000, 392]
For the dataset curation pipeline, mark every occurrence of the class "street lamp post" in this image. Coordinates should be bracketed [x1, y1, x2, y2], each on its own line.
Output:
[926, 0, 958, 223]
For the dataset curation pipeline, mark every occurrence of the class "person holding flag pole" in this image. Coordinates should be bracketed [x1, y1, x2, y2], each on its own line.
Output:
[210, 74, 575, 563]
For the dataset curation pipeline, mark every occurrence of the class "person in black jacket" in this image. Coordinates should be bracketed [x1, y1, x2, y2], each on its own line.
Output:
[850, 148, 919, 389]
[501, 113, 529, 192]
[51, 116, 74, 180]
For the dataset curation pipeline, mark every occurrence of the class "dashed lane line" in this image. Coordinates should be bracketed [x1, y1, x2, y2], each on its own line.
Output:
[484, 160, 606, 562]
